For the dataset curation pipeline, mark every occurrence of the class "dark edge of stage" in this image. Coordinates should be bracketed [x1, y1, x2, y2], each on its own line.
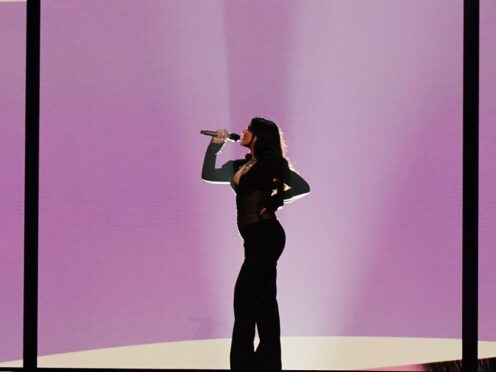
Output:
[18, 0, 481, 371]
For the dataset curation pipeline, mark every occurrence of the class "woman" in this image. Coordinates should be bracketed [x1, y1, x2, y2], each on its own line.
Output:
[201, 117, 310, 370]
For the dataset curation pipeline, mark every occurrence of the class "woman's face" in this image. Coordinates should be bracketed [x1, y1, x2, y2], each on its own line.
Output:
[240, 125, 255, 147]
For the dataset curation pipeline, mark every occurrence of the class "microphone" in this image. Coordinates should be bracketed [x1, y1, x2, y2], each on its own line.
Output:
[201, 130, 240, 142]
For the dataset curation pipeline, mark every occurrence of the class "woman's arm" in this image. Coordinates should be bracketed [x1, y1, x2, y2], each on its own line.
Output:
[265, 166, 311, 212]
[282, 170, 311, 201]
[201, 142, 235, 184]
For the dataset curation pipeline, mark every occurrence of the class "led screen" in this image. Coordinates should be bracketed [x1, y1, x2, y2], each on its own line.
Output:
[0, 0, 26, 367]
[37, 0, 465, 369]
[479, 0, 496, 359]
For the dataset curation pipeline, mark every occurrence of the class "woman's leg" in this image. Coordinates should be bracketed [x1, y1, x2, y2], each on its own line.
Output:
[254, 220, 285, 370]
[254, 266, 282, 370]
[230, 260, 257, 370]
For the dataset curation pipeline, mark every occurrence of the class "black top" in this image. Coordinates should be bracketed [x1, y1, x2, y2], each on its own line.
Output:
[201, 142, 310, 229]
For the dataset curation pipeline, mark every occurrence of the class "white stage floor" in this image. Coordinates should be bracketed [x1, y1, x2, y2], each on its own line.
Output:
[1, 337, 496, 370]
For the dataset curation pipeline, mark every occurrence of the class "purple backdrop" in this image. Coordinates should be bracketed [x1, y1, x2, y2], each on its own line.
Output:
[0, 0, 477, 364]
[6, 0, 496, 366]
[0, 0, 25, 364]
[479, 0, 496, 343]
[36, 0, 464, 360]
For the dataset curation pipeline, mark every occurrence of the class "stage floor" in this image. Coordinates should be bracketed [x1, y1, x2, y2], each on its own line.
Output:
[2, 337, 496, 370]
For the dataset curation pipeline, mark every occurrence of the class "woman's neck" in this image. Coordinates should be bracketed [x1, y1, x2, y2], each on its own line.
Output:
[249, 144, 255, 160]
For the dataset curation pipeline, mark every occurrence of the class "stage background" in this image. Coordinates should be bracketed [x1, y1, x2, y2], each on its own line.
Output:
[479, 0, 496, 352]
[0, 0, 26, 365]
[35, 0, 464, 365]
[0, 0, 475, 367]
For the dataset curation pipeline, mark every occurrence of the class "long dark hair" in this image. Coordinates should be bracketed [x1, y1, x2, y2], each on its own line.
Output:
[247, 117, 292, 190]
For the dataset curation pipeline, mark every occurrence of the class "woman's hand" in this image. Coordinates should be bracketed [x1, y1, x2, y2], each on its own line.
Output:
[262, 194, 284, 214]
[211, 129, 229, 144]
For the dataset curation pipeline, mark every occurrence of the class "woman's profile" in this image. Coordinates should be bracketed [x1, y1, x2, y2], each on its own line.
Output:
[201, 117, 310, 370]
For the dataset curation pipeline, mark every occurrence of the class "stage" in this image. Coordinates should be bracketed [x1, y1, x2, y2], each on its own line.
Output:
[2, 336, 496, 370]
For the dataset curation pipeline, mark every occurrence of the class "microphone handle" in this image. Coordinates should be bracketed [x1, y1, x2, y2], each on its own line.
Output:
[200, 130, 240, 142]
[200, 130, 218, 137]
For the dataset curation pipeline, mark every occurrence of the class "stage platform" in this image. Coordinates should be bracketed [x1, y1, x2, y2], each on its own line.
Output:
[2, 336, 496, 370]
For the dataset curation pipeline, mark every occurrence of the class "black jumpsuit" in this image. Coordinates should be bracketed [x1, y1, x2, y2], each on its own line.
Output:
[201, 142, 310, 370]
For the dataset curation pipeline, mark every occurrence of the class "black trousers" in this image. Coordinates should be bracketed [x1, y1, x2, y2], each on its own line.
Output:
[230, 219, 286, 370]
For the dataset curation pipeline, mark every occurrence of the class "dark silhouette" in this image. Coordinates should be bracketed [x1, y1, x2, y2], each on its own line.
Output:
[201, 118, 310, 370]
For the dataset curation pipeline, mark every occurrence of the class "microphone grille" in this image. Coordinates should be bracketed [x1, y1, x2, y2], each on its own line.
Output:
[229, 133, 241, 141]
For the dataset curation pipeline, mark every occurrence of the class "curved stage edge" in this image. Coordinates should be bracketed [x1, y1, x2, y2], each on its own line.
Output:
[1, 337, 496, 370]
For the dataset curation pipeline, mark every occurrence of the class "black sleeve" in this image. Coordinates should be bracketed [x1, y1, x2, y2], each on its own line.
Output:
[201, 142, 236, 184]
[266, 164, 310, 212]
[279, 167, 311, 201]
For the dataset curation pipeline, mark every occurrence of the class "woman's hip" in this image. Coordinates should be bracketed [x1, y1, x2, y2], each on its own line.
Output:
[239, 219, 286, 259]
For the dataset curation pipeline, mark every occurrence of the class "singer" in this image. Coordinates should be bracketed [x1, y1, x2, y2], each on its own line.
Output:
[201, 117, 310, 370]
